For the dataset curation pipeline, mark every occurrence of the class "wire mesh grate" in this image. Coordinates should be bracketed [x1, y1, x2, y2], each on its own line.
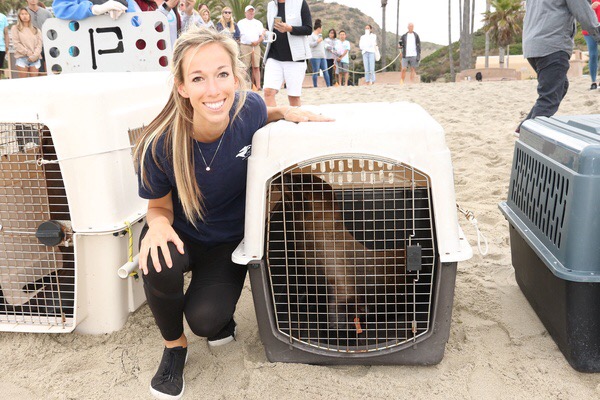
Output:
[510, 147, 569, 249]
[0, 123, 75, 329]
[265, 157, 437, 353]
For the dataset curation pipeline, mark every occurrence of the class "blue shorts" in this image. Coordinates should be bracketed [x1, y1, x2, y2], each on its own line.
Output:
[16, 57, 41, 69]
[338, 62, 349, 73]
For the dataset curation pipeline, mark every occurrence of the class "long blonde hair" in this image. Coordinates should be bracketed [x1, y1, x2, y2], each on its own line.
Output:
[17, 8, 37, 33]
[134, 28, 250, 225]
[218, 7, 236, 33]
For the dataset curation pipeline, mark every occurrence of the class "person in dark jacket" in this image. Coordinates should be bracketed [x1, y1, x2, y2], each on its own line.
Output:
[398, 23, 420, 84]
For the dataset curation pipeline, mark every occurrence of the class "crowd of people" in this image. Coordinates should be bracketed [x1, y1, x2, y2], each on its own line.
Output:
[0, 0, 432, 93]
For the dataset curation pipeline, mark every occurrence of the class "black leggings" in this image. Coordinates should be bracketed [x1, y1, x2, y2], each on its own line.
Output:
[140, 225, 247, 341]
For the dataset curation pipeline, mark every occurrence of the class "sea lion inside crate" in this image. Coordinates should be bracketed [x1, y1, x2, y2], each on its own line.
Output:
[274, 173, 407, 330]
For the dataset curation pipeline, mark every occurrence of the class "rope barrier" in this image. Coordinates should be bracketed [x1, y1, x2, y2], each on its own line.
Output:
[304, 51, 402, 77]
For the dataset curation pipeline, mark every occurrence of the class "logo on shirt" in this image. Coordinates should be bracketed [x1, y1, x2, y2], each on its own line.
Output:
[236, 145, 252, 160]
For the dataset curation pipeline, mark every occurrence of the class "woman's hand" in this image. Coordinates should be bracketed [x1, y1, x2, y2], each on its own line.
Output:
[139, 220, 185, 275]
[274, 21, 292, 33]
[283, 107, 335, 123]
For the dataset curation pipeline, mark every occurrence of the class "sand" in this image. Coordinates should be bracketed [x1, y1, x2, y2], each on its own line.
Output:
[2, 77, 600, 400]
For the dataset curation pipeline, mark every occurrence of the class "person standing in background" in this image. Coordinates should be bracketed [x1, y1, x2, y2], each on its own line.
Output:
[263, 0, 312, 106]
[12, 8, 43, 78]
[182, 2, 215, 31]
[132, 0, 181, 48]
[216, 6, 240, 42]
[518, 0, 600, 133]
[238, 5, 265, 91]
[309, 19, 330, 87]
[583, 1, 600, 90]
[323, 28, 338, 86]
[336, 30, 350, 86]
[53, 0, 132, 20]
[0, 12, 8, 79]
[398, 22, 421, 84]
[359, 24, 377, 85]
[26, 0, 52, 74]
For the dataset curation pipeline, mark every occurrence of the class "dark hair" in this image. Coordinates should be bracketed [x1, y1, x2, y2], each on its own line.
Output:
[314, 19, 322, 30]
[366, 24, 372, 30]
[339, 29, 346, 34]
[328, 28, 336, 38]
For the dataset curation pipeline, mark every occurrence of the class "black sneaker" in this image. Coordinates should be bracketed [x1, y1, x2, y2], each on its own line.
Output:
[207, 319, 237, 347]
[150, 346, 187, 400]
[591, 83, 598, 90]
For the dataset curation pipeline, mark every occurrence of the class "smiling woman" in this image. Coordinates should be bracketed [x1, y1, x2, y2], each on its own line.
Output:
[132, 27, 331, 400]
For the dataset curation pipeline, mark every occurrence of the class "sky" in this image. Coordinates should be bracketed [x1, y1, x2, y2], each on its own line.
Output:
[324, 0, 490, 45]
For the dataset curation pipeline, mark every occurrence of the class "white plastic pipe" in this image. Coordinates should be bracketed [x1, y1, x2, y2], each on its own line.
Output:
[117, 254, 140, 279]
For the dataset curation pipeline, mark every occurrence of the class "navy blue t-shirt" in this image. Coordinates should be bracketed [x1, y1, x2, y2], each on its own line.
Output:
[138, 91, 268, 246]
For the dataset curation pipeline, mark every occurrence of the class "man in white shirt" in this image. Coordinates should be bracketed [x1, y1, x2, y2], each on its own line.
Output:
[238, 5, 265, 90]
[398, 22, 421, 84]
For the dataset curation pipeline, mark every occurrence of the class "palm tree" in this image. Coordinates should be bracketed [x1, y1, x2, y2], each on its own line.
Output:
[0, 0, 21, 15]
[484, 0, 491, 68]
[396, 0, 400, 70]
[381, 0, 387, 70]
[482, 0, 524, 68]
[449, 0, 455, 81]
[459, 0, 472, 70]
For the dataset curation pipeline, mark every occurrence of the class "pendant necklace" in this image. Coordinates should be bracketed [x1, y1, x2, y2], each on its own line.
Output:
[195, 130, 226, 172]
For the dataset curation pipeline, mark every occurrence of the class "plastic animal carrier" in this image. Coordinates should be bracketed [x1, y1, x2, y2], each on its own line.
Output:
[499, 115, 600, 372]
[0, 71, 170, 333]
[233, 102, 472, 365]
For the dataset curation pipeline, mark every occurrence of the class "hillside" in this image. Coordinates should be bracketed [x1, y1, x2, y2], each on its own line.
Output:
[308, 0, 441, 72]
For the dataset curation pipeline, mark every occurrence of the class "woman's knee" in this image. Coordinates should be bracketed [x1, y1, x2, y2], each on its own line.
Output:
[185, 304, 230, 338]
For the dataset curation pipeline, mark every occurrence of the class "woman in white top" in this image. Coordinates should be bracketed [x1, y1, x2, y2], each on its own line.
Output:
[323, 28, 338, 86]
[308, 19, 331, 87]
[359, 24, 377, 85]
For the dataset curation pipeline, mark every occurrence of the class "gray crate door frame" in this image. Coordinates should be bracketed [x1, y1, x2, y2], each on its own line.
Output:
[42, 13, 171, 74]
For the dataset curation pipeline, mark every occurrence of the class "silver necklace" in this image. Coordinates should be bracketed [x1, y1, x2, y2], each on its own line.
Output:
[195, 130, 226, 172]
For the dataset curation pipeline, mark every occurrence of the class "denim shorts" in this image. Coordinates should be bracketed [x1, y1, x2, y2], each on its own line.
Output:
[15, 57, 41, 69]
[338, 62, 349, 72]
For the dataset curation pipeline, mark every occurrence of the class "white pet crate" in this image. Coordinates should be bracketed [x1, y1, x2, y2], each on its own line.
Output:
[234, 102, 472, 364]
[0, 71, 170, 333]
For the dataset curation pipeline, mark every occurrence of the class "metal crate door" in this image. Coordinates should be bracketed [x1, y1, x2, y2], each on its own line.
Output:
[265, 157, 438, 353]
[0, 123, 75, 332]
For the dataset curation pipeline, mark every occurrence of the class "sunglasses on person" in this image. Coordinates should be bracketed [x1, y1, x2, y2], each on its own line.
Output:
[223, 11, 232, 14]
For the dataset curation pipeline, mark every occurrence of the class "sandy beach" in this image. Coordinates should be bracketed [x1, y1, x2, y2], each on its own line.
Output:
[2, 76, 600, 399]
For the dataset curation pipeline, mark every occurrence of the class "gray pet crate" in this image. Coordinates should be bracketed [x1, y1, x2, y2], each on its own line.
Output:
[499, 115, 600, 372]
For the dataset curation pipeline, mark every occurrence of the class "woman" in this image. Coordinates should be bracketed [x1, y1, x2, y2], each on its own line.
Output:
[323, 28, 338, 86]
[359, 24, 377, 85]
[134, 28, 330, 400]
[583, 1, 600, 90]
[216, 6, 240, 42]
[197, 3, 215, 29]
[11, 8, 43, 78]
[181, 2, 214, 31]
[308, 19, 331, 87]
